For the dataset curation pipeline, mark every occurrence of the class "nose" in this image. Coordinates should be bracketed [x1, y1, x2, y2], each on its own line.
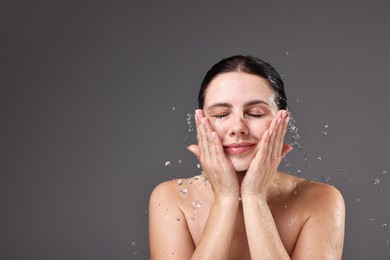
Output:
[228, 116, 249, 137]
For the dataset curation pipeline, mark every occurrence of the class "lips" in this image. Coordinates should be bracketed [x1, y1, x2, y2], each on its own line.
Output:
[224, 142, 255, 155]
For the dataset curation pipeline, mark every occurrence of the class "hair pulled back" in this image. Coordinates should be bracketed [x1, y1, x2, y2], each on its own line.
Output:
[198, 55, 287, 110]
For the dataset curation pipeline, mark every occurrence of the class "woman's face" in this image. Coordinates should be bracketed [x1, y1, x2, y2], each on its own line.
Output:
[203, 72, 278, 172]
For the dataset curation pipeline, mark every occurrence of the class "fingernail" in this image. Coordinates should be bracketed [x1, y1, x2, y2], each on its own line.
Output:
[285, 116, 290, 124]
[282, 110, 287, 117]
[277, 118, 281, 125]
[201, 118, 206, 125]
[211, 132, 216, 139]
[268, 129, 273, 136]
[195, 110, 199, 118]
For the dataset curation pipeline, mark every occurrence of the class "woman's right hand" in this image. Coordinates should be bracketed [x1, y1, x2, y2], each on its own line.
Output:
[187, 109, 240, 198]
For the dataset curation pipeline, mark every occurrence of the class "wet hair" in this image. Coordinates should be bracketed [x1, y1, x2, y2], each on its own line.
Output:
[198, 55, 287, 110]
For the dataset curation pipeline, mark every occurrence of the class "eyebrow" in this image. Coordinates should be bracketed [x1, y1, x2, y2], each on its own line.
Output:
[206, 100, 270, 112]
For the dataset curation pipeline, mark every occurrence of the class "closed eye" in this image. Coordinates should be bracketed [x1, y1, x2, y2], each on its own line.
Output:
[248, 114, 264, 118]
[215, 114, 228, 119]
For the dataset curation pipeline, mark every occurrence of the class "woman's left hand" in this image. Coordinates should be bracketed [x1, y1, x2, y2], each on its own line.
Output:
[241, 110, 293, 198]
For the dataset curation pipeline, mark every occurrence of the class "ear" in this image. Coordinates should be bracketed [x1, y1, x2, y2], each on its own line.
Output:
[281, 144, 293, 158]
[187, 145, 200, 159]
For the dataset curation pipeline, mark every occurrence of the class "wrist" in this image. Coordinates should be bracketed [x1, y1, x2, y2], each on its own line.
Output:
[214, 193, 241, 205]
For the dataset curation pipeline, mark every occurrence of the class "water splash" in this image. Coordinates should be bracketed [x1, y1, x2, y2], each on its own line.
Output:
[374, 178, 380, 185]
[383, 170, 388, 176]
[177, 179, 186, 185]
[187, 113, 195, 132]
[165, 161, 171, 167]
[190, 200, 202, 220]
[287, 111, 302, 150]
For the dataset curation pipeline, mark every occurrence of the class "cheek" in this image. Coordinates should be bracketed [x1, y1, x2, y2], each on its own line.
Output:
[209, 119, 228, 137]
[249, 120, 272, 138]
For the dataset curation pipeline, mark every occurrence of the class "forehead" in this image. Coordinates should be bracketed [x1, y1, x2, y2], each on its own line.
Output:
[204, 72, 274, 107]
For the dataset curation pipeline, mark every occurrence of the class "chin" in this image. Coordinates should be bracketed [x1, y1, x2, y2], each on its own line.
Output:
[231, 159, 251, 172]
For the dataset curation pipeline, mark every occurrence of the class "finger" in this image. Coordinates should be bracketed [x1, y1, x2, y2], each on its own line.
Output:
[195, 110, 209, 162]
[267, 110, 284, 163]
[277, 112, 290, 156]
[272, 110, 288, 160]
[252, 128, 271, 169]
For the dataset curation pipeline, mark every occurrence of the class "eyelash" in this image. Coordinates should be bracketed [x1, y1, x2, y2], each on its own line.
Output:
[215, 114, 228, 119]
[214, 113, 264, 119]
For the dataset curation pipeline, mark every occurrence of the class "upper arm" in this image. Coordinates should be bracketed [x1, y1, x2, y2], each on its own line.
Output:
[292, 185, 345, 260]
[149, 182, 195, 259]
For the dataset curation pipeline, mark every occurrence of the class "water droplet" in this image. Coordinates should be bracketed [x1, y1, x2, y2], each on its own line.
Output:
[131, 242, 136, 247]
[382, 223, 387, 228]
[187, 113, 194, 132]
[196, 163, 201, 169]
[285, 162, 290, 167]
[191, 216, 196, 220]
[178, 159, 182, 164]
[296, 98, 300, 103]
[374, 178, 380, 185]
[368, 217, 374, 222]
[192, 201, 202, 209]
[322, 131, 328, 136]
[324, 124, 329, 128]
[180, 189, 188, 195]
[172, 106, 176, 111]
[296, 169, 303, 175]
[317, 156, 322, 161]
[293, 190, 298, 195]
[303, 153, 309, 160]
[322, 176, 330, 182]
[165, 161, 171, 167]
[356, 198, 361, 202]
[286, 51, 290, 56]
[338, 168, 348, 173]
[386, 240, 389, 246]
[133, 251, 138, 256]
[177, 179, 185, 185]
[193, 175, 199, 180]
[383, 170, 388, 175]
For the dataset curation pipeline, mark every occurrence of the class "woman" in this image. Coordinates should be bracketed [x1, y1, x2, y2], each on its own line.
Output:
[149, 55, 345, 259]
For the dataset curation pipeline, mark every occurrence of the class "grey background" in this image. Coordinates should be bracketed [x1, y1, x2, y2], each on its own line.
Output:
[1, 1, 389, 259]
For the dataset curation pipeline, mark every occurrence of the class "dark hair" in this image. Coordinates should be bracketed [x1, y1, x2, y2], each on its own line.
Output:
[198, 55, 287, 110]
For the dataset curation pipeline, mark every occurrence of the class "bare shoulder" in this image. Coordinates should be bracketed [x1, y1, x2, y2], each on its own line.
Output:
[149, 179, 179, 202]
[149, 175, 210, 209]
[289, 178, 346, 259]
[277, 171, 345, 222]
[297, 179, 345, 212]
